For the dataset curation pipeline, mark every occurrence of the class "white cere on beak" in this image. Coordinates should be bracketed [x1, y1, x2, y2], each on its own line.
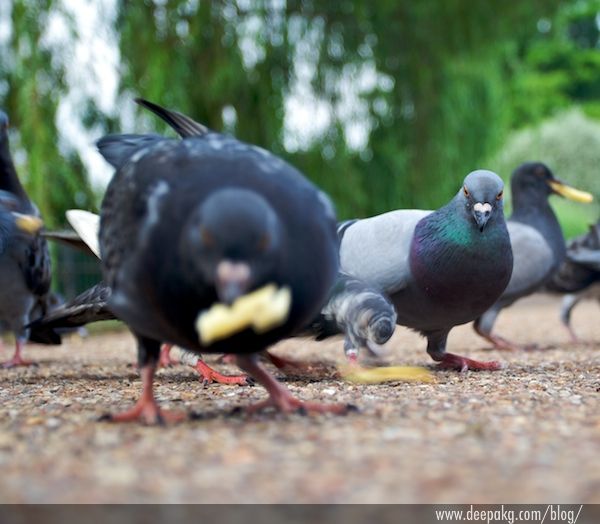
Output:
[473, 202, 492, 213]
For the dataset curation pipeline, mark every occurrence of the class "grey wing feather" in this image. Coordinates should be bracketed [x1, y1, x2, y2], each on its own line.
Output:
[339, 209, 431, 294]
[501, 221, 555, 301]
[28, 282, 114, 334]
[97, 134, 164, 170]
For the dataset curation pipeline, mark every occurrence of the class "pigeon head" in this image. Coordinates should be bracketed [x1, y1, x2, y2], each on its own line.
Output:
[182, 188, 282, 304]
[511, 162, 592, 205]
[368, 315, 396, 346]
[346, 301, 396, 357]
[457, 170, 505, 232]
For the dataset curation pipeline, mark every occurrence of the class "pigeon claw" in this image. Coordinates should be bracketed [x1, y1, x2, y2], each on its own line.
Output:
[243, 393, 354, 416]
[195, 359, 253, 387]
[99, 398, 187, 425]
[1, 355, 38, 368]
[482, 333, 541, 352]
[264, 351, 312, 372]
[436, 353, 505, 372]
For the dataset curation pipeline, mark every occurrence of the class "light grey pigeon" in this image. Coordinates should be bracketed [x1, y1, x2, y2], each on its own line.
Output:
[340, 170, 513, 372]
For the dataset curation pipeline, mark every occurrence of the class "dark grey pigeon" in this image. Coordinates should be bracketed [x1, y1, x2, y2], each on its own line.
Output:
[307, 272, 397, 362]
[473, 163, 593, 350]
[545, 221, 600, 342]
[94, 99, 345, 423]
[0, 111, 51, 367]
[32, 214, 252, 385]
[340, 170, 513, 372]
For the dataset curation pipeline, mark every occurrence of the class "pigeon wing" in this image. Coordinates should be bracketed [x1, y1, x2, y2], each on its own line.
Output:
[339, 209, 431, 294]
[502, 221, 555, 300]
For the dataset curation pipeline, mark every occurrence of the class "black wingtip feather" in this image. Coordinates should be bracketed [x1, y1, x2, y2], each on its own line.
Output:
[135, 98, 209, 138]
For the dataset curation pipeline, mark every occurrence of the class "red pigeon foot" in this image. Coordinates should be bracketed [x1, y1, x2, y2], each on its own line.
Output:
[158, 343, 178, 368]
[436, 352, 505, 373]
[1, 341, 37, 368]
[99, 399, 186, 425]
[195, 359, 252, 387]
[244, 393, 354, 415]
[1, 355, 37, 368]
[479, 332, 539, 352]
[99, 365, 186, 425]
[264, 351, 313, 372]
[235, 355, 355, 415]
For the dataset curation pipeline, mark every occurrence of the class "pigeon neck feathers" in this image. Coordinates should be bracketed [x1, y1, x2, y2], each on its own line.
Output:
[409, 171, 512, 307]
[411, 192, 508, 265]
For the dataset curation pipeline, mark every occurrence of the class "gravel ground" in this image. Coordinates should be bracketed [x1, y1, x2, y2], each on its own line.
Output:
[0, 295, 598, 503]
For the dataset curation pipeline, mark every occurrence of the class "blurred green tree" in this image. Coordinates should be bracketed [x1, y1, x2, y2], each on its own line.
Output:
[0, 1, 97, 227]
[116, 1, 561, 217]
[509, 0, 600, 126]
[1, 0, 568, 225]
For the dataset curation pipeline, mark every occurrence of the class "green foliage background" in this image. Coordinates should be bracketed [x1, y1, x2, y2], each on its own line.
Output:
[1, 0, 599, 233]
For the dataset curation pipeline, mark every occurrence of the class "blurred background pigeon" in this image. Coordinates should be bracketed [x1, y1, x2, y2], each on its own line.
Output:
[340, 170, 513, 372]
[95, 99, 344, 423]
[473, 163, 593, 350]
[0, 111, 52, 367]
[546, 220, 600, 342]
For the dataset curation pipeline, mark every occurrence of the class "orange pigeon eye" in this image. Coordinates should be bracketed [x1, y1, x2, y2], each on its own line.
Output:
[496, 191, 503, 200]
[200, 227, 214, 247]
[463, 186, 469, 197]
[257, 234, 270, 252]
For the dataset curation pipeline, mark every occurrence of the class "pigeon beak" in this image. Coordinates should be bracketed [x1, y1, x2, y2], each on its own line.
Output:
[13, 212, 44, 234]
[548, 180, 593, 203]
[215, 260, 251, 305]
[472, 202, 492, 232]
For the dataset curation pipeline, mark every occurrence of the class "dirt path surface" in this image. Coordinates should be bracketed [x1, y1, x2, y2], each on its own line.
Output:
[0, 295, 598, 503]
